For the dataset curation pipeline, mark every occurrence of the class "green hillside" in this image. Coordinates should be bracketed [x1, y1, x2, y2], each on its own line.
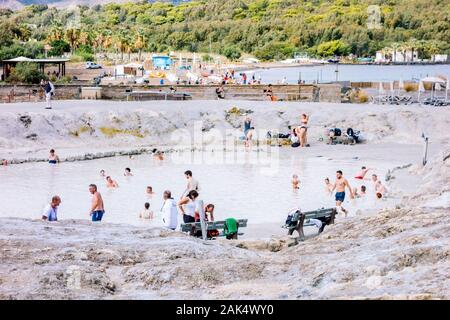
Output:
[0, 0, 449, 61]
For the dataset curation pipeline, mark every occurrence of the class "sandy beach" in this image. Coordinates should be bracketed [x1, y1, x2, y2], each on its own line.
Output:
[0, 100, 449, 299]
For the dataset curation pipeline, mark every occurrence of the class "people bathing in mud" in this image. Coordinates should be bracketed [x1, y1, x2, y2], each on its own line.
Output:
[292, 174, 300, 190]
[161, 190, 178, 230]
[324, 177, 334, 194]
[42, 195, 61, 221]
[355, 166, 372, 180]
[375, 180, 387, 199]
[139, 202, 154, 220]
[146, 186, 155, 198]
[99, 169, 106, 177]
[48, 149, 60, 164]
[331, 170, 354, 216]
[181, 170, 200, 198]
[353, 185, 367, 198]
[124, 167, 133, 176]
[106, 176, 119, 188]
[89, 184, 104, 222]
[152, 148, 164, 160]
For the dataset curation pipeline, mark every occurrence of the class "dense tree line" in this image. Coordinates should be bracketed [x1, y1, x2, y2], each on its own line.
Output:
[0, 0, 449, 62]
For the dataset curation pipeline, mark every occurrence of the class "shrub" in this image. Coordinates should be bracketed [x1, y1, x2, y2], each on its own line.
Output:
[48, 40, 70, 57]
[222, 45, 242, 61]
[7, 62, 47, 84]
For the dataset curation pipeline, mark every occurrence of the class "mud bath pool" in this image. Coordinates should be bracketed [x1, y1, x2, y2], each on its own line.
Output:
[1, 149, 404, 229]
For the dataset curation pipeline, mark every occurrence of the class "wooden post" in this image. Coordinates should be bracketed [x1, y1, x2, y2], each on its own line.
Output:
[198, 199, 207, 240]
[422, 135, 429, 166]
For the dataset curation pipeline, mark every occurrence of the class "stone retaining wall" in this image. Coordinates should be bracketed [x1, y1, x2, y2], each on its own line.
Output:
[0, 83, 327, 103]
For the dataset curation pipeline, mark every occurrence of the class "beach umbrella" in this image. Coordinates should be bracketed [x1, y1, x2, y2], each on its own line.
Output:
[420, 76, 446, 83]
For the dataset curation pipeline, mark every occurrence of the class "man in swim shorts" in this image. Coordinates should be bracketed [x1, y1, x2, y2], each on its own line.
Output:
[332, 170, 354, 217]
[88, 184, 104, 222]
[48, 149, 60, 164]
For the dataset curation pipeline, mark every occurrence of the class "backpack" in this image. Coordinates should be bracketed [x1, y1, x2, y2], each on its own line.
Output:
[285, 210, 301, 227]
[347, 128, 354, 137]
[49, 81, 55, 96]
[334, 128, 341, 136]
[224, 218, 238, 237]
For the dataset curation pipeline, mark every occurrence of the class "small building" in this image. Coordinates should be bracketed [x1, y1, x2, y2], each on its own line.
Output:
[114, 63, 144, 78]
[432, 54, 449, 63]
[1, 56, 69, 81]
[152, 55, 172, 70]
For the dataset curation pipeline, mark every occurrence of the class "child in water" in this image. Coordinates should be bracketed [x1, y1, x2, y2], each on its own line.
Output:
[292, 174, 300, 190]
[139, 202, 154, 219]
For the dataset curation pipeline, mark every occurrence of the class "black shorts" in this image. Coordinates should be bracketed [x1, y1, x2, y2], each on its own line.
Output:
[183, 214, 195, 223]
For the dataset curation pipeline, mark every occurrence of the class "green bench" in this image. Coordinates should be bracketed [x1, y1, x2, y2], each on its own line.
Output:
[282, 208, 337, 240]
[180, 219, 248, 239]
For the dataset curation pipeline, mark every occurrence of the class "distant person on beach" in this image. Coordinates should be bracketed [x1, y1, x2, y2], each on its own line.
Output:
[332, 170, 354, 216]
[292, 174, 300, 190]
[215, 85, 225, 99]
[196, 203, 219, 238]
[355, 166, 371, 180]
[181, 170, 199, 198]
[295, 113, 309, 147]
[42, 79, 55, 109]
[161, 190, 178, 230]
[243, 117, 254, 148]
[106, 176, 119, 188]
[139, 202, 154, 219]
[42, 195, 61, 221]
[124, 168, 133, 176]
[88, 184, 104, 221]
[2, 159, 8, 166]
[146, 186, 155, 197]
[100, 169, 106, 177]
[324, 178, 334, 194]
[281, 77, 287, 84]
[265, 84, 273, 100]
[178, 190, 199, 223]
[48, 149, 60, 164]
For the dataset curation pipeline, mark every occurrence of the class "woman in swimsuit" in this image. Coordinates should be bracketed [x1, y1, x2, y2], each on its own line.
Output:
[296, 114, 309, 147]
[48, 149, 60, 164]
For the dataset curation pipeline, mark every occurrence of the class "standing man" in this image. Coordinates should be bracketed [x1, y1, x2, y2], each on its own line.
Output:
[181, 170, 200, 198]
[88, 184, 105, 222]
[160, 190, 178, 230]
[42, 79, 55, 109]
[42, 195, 61, 221]
[332, 170, 354, 216]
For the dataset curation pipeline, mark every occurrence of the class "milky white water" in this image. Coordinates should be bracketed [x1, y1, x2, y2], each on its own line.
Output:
[0, 149, 401, 227]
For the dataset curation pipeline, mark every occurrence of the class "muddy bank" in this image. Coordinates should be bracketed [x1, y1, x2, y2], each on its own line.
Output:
[0, 204, 448, 299]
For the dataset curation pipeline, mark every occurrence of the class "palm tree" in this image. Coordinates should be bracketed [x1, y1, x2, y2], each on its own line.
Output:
[114, 35, 129, 61]
[47, 27, 64, 42]
[65, 28, 81, 54]
[134, 34, 145, 62]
